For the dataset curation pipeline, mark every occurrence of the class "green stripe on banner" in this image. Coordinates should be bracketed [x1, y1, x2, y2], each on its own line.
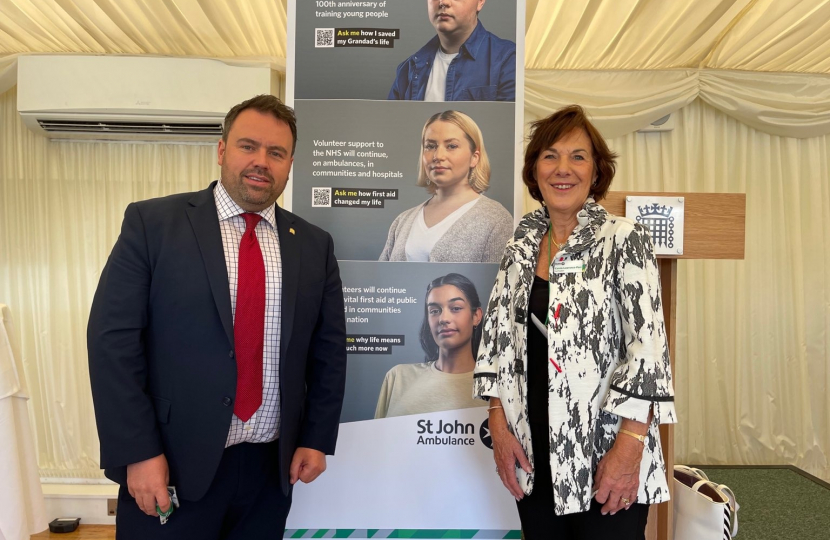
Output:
[387, 530, 416, 538]
[412, 531, 447, 538]
[285, 530, 521, 539]
[388, 531, 474, 538]
[449, 531, 477, 538]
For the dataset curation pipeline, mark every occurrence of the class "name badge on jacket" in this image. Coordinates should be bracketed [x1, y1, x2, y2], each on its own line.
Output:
[553, 258, 586, 274]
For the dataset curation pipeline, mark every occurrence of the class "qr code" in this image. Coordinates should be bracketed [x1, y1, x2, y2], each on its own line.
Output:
[315, 28, 335, 48]
[312, 187, 332, 207]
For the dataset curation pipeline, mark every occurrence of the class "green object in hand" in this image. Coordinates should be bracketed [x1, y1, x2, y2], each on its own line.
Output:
[157, 486, 180, 525]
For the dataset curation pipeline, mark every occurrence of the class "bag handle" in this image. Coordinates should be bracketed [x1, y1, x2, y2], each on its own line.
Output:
[691, 479, 726, 502]
[674, 464, 710, 481]
[689, 480, 739, 538]
[717, 484, 740, 536]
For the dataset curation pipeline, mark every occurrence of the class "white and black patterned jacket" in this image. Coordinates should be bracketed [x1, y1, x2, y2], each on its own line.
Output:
[474, 198, 676, 515]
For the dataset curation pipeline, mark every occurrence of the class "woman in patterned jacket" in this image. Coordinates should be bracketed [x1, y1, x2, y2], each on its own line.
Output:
[474, 105, 676, 539]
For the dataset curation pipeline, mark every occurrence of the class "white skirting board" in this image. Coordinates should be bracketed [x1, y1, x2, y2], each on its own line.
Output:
[41, 483, 119, 525]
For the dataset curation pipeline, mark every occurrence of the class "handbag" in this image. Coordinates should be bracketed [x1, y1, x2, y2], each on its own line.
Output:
[673, 465, 739, 540]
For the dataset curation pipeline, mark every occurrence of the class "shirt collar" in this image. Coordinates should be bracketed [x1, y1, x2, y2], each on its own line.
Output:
[214, 180, 277, 229]
[459, 20, 486, 60]
[419, 19, 487, 61]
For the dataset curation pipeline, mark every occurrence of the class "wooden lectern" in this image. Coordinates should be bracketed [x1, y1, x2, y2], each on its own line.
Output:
[601, 192, 746, 540]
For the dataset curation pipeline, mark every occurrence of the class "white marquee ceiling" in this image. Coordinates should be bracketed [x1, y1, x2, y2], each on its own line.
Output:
[1, 0, 828, 73]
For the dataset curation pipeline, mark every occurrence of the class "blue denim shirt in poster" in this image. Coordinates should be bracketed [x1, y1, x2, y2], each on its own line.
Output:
[388, 21, 516, 102]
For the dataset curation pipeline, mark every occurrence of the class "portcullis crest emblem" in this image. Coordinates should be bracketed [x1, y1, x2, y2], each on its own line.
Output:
[636, 203, 674, 248]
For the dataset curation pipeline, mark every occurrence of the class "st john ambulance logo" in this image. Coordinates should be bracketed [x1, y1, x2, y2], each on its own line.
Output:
[636, 203, 674, 248]
[416, 418, 476, 446]
[479, 418, 493, 449]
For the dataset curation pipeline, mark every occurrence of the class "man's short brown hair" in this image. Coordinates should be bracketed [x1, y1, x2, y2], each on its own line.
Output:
[222, 95, 298, 155]
[522, 105, 617, 203]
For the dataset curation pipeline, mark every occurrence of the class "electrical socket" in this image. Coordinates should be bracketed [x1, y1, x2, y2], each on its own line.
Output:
[107, 499, 117, 516]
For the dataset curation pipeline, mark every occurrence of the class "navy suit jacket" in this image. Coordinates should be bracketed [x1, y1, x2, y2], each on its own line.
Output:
[88, 181, 347, 500]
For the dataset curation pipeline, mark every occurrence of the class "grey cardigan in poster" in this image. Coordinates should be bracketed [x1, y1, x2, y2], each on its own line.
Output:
[474, 198, 676, 515]
[378, 195, 513, 263]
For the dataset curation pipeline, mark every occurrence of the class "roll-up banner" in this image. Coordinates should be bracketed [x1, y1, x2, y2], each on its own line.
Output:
[286, 1, 525, 536]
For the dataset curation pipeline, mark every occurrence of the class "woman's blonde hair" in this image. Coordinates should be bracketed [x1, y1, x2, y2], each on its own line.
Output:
[416, 111, 491, 194]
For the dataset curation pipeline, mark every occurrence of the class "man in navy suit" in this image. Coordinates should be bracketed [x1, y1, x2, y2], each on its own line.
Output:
[88, 95, 347, 539]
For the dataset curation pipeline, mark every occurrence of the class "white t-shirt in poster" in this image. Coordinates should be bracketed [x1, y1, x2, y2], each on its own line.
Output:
[424, 49, 458, 102]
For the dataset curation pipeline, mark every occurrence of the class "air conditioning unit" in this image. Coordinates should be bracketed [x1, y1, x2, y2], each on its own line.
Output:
[17, 55, 272, 142]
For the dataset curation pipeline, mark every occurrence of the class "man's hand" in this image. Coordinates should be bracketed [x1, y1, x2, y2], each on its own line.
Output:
[126, 454, 170, 516]
[289, 447, 327, 485]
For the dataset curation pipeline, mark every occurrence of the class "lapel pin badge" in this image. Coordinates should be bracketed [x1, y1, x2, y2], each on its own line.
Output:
[289, 227, 295, 235]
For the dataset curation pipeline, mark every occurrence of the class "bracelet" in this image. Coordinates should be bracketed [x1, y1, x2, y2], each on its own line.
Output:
[619, 428, 646, 444]
[487, 405, 503, 412]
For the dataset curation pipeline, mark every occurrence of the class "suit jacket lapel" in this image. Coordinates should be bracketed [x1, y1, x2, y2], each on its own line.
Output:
[186, 182, 234, 345]
[276, 206, 299, 355]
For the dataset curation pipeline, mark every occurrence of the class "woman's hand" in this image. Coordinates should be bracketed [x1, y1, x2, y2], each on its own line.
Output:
[593, 431, 645, 515]
[488, 399, 531, 500]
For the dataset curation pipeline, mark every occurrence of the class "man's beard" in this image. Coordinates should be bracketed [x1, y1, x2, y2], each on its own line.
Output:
[222, 166, 277, 206]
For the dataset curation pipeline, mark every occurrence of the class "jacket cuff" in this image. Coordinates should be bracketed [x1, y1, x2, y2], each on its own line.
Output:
[100, 438, 165, 470]
[602, 386, 677, 425]
[472, 372, 498, 400]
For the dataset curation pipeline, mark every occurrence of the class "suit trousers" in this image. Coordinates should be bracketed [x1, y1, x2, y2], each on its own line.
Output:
[116, 440, 292, 540]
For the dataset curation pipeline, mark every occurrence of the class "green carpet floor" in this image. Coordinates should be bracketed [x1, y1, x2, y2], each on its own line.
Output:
[697, 468, 830, 540]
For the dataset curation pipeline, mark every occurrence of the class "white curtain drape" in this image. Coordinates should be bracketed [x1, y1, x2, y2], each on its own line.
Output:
[0, 86, 219, 478]
[526, 70, 830, 139]
[525, 0, 830, 74]
[604, 101, 830, 482]
[0, 1, 287, 59]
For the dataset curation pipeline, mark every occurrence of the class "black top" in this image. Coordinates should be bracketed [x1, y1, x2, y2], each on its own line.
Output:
[527, 275, 551, 429]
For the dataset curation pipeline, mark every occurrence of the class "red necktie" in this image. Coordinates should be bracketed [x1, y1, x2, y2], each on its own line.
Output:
[234, 213, 265, 422]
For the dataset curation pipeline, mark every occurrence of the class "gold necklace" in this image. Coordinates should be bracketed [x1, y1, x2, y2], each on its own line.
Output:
[549, 225, 566, 250]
